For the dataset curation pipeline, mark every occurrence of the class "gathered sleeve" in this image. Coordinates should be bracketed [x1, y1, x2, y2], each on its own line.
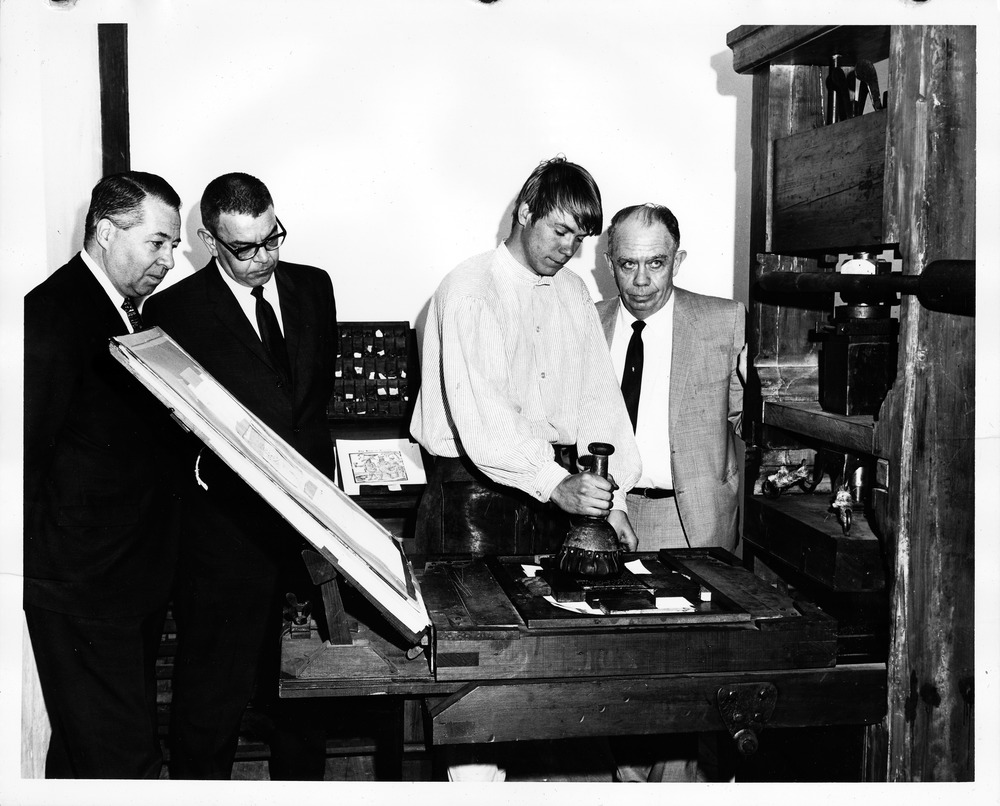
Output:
[439, 294, 570, 501]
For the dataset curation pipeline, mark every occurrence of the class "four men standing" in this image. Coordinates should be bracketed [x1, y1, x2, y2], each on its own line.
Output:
[23, 163, 746, 781]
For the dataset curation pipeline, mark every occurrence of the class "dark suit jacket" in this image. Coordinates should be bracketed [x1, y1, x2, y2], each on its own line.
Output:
[597, 287, 746, 549]
[143, 259, 337, 578]
[23, 254, 179, 617]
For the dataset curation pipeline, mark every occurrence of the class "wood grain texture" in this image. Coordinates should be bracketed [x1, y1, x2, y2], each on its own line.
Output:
[745, 495, 886, 592]
[98, 24, 129, 175]
[772, 110, 886, 253]
[875, 25, 976, 782]
[763, 400, 875, 455]
[729, 26, 890, 75]
[430, 607, 835, 682]
[430, 664, 887, 744]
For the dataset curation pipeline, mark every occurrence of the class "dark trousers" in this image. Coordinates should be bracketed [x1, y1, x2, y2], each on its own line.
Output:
[415, 454, 570, 556]
[25, 603, 166, 779]
[167, 552, 328, 780]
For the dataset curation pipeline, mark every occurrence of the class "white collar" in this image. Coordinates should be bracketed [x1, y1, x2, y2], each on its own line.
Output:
[80, 248, 132, 309]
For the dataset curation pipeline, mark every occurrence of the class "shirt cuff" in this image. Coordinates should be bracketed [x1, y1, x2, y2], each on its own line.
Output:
[533, 463, 571, 503]
[611, 488, 627, 512]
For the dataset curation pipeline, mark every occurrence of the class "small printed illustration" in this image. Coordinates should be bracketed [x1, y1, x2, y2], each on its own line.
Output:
[350, 449, 408, 485]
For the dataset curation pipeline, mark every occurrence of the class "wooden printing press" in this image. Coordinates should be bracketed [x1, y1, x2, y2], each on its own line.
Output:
[109, 327, 886, 779]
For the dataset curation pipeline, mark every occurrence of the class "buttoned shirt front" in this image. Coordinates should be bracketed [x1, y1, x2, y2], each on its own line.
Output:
[609, 293, 675, 489]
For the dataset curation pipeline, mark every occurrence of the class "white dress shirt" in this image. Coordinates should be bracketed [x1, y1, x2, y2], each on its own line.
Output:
[216, 259, 285, 337]
[609, 293, 674, 489]
[80, 249, 137, 333]
[411, 243, 641, 510]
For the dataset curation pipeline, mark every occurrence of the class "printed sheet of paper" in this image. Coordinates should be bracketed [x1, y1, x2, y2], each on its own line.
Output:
[336, 438, 426, 495]
[110, 328, 429, 641]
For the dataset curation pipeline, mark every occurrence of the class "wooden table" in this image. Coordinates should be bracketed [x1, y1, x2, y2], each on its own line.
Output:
[279, 549, 886, 773]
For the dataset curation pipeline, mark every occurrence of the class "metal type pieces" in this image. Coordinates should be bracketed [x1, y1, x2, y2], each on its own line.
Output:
[761, 461, 816, 499]
[717, 682, 778, 756]
[556, 443, 623, 579]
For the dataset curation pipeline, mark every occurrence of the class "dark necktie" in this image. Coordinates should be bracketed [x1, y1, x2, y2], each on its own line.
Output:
[251, 285, 292, 383]
[121, 297, 145, 333]
[621, 320, 645, 432]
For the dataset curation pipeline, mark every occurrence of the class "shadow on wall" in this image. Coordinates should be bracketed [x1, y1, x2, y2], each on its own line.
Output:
[710, 47, 753, 308]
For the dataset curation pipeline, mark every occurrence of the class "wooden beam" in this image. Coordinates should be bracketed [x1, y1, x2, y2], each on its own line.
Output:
[98, 23, 129, 175]
[429, 665, 887, 744]
[875, 25, 976, 782]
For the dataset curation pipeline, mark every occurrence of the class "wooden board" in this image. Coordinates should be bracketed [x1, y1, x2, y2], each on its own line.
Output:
[424, 552, 837, 682]
[772, 109, 887, 254]
[745, 495, 886, 591]
[280, 618, 436, 698]
[282, 550, 840, 693]
[876, 25, 976, 781]
[763, 400, 875, 455]
[658, 550, 802, 620]
[428, 664, 887, 744]
[728, 25, 891, 74]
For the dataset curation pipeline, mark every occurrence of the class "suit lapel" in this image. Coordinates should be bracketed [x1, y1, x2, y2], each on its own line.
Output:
[598, 297, 619, 345]
[274, 264, 302, 378]
[203, 261, 276, 372]
[68, 256, 131, 338]
[670, 289, 696, 433]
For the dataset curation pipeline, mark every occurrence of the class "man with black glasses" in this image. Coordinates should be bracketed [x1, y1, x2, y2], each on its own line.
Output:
[144, 173, 338, 780]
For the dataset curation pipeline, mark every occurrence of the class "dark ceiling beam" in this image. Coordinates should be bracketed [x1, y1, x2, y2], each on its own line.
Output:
[98, 23, 130, 175]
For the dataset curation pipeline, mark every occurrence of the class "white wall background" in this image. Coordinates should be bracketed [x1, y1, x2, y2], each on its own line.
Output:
[123, 0, 754, 326]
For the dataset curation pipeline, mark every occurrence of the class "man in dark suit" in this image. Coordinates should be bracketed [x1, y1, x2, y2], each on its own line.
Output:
[143, 172, 338, 780]
[24, 171, 183, 778]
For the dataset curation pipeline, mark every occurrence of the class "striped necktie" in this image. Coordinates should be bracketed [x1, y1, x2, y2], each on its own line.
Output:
[121, 297, 145, 333]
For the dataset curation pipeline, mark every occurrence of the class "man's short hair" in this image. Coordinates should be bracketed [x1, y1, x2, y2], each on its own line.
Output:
[84, 171, 181, 245]
[200, 172, 274, 234]
[606, 203, 681, 254]
[511, 156, 603, 236]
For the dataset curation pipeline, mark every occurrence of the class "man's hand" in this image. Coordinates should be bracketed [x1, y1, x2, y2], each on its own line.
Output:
[550, 472, 614, 517]
[608, 509, 639, 552]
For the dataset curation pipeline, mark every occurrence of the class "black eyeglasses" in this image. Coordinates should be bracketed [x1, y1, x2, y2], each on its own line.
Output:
[212, 218, 287, 262]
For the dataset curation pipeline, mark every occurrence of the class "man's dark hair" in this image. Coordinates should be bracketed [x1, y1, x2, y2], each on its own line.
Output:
[510, 156, 603, 236]
[606, 203, 681, 254]
[83, 171, 181, 245]
[200, 172, 273, 234]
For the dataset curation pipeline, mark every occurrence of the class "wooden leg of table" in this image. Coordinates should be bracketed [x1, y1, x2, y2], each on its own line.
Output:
[373, 696, 404, 781]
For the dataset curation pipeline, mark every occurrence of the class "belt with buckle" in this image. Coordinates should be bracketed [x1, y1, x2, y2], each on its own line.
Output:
[628, 487, 675, 499]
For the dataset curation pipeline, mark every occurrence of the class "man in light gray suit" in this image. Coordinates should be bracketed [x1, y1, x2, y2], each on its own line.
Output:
[598, 203, 747, 782]
[597, 202, 746, 551]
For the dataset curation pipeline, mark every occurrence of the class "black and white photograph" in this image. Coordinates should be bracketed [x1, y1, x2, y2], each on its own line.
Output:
[1, 1, 996, 804]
